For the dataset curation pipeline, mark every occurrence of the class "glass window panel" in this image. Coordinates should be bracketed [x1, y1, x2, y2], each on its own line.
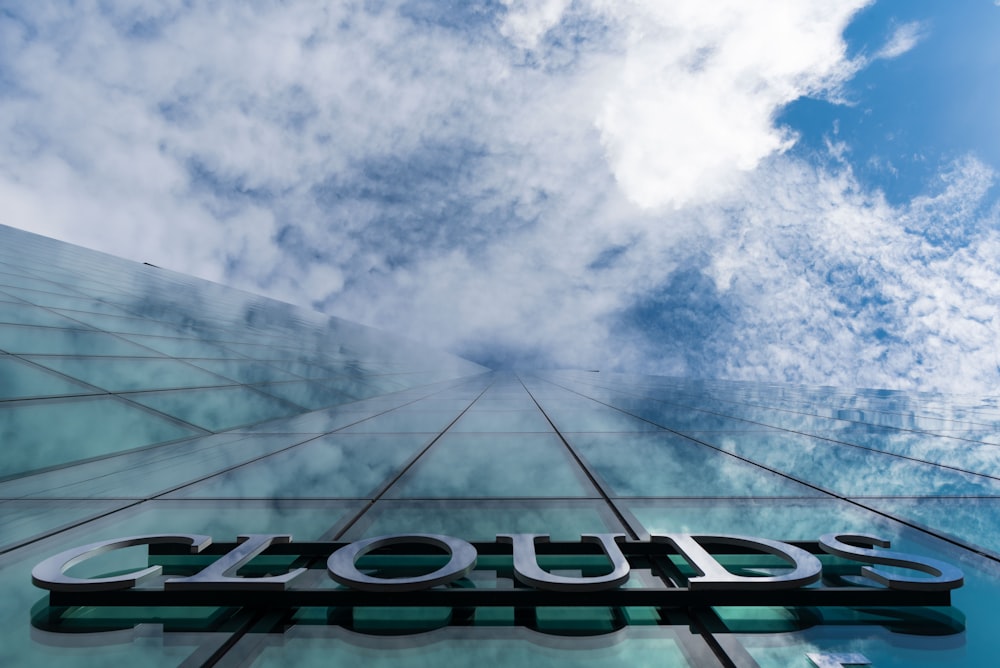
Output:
[114, 333, 243, 359]
[240, 408, 389, 435]
[338, 410, 460, 434]
[320, 375, 406, 399]
[0, 356, 94, 399]
[570, 432, 820, 497]
[863, 497, 1000, 558]
[803, 428, 1000, 478]
[218, 625, 705, 668]
[456, 398, 536, 410]
[25, 356, 234, 392]
[344, 499, 623, 541]
[170, 433, 434, 499]
[0, 300, 88, 329]
[123, 386, 305, 432]
[253, 381, 354, 410]
[624, 498, 877, 539]
[0, 324, 157, 356]
[49, 309, 190, 337]
[701, 431, 1000, 497]
[0, 271, 80, 294]
[185, 358, 302, 383]
[0, 396, 199, 477]
[0, 286, 135, 316]
[388, 433, 597, 498]
[449, 409, 554, 433]
[545, 408, 664, 432]
[0, 499, 130, 551]
[0, 433, 319, 499]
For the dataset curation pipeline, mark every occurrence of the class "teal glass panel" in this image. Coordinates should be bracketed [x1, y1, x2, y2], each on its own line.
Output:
[863, 497, 1000, 558]
[0, 271, 79, 294]
[625, 498, 877, 539]
[0, 300, 88, 329]
[0, 433, 320, 499]
[185, 358, 301, 383]
[388, 433, 597, 498]
[0, 324, 158, 356]
[393, 398, 477, 412]
[170, 433, 434, 499]
[49, 309, 192, 337]
[241, 408, 391, 434]
[0, 286, 135, 316]
[344, 499, 623, 541]
[319, 375, 406, 399]
[236, 357, 331, 377]
[339, 410, 459, 434]
[253, 381, 354, 410]
[545, 408, 665, 432]
[461, 398, 537, 410]
[449, 409, 554, 433]
[0, 356, 93, 399]
[701, 431, 1000, 496]
[123, 386, 304, 431]
[0, 499, 130, 551]
[0, 396, 199, 477]
[804, 427, 1000, 477]
[25, 356, 234, 392]
[570, 432, 819, 497]
[114, 333, 242, 359]
[218, 625, 707, 667]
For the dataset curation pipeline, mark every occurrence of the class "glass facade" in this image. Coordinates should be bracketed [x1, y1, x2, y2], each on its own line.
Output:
[1, 223, 998, 666]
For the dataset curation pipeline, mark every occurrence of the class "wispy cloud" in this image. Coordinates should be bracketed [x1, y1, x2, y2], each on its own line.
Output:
[1, 1, 997, 394]
[874, 21, 927, 60]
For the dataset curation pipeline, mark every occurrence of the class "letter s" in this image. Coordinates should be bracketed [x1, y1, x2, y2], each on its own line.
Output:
[818, 533, 963, 591]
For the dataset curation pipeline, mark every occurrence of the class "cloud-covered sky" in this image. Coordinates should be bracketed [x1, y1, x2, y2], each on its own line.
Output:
[2, 0, 999, 393]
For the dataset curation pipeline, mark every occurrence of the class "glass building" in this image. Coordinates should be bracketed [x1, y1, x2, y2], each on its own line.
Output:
[1, 222, 999, 666]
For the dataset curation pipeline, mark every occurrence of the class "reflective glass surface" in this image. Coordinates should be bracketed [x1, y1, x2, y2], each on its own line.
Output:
[388, 433, 598, 498]
[3, 225, 1000, 667]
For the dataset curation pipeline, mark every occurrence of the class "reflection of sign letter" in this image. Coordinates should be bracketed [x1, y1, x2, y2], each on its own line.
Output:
[653, 534, 822, 590]
[327, 534, 477, 592]
[32, 534, 211, 592]
[498, 534, 630, 591]
[819, 533, 963, 591]
[806, 652, 871, 668]
[166, 534, 306, 591]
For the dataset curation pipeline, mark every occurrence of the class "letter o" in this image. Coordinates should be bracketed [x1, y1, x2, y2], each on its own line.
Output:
[327, 534, 477, 592]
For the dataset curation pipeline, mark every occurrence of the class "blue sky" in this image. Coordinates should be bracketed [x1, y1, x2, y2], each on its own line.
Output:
[1, 1, 999, 393]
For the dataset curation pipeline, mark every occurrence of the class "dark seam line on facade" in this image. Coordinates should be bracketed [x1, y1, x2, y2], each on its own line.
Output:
[194, 609, 267, 668]
[567, 374, 1000, 446]
[330, 374, 497, 541]
[688, 611, 742, 668]
[149, 378, 491, 503]
[0, 431, 211, 485]
[517, 373, 641, 541]
[690, 608, 757, 668]
[1, 378, 484, 552]
[0, 499, 147, 556]
[558, 375, 1000, 483]
[537, 374, 1000, 565]
[0, 379, 216, 436]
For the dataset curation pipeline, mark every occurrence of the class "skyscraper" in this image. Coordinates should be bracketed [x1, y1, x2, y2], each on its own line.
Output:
[1, 223, 997, 666]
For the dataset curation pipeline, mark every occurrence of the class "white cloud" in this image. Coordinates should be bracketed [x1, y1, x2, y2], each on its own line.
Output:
[1, 1, 998, 395]
[874, 21, 926, 60]
[592, 0, 868, 210]
[499, 0, 573, 49]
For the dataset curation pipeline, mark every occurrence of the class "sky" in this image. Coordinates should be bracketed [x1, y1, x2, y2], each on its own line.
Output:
[2, 0, 1000, 394]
